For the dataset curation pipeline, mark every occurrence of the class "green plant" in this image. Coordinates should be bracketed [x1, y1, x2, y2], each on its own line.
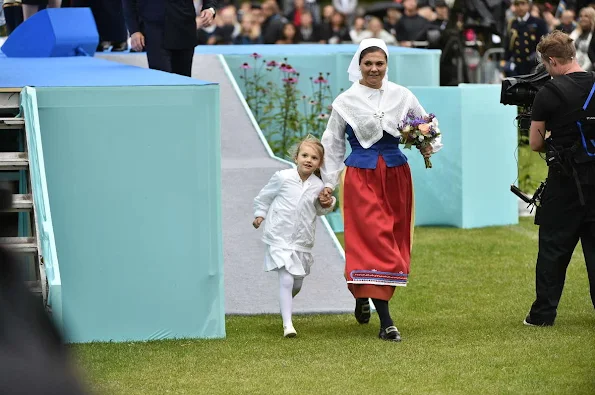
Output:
[239, 53, 336, 160]
[239, 54, 342, 213]
[517, 134, 548, 193]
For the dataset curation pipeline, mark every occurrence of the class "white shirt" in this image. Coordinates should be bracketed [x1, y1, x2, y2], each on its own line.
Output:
[358, 30, 398, 46]
[517, 12, 530, 23]
[254, 169, 336, 252]
[359, 83, 384, 107]
[333, 0, 357, 15]
[349, 29, 368, 44]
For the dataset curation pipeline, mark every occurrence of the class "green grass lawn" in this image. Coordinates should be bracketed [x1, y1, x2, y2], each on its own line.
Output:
[73, 218, 595, 395]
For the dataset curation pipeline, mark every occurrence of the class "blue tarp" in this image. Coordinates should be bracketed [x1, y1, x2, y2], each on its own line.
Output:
[0, 56, 214, 87]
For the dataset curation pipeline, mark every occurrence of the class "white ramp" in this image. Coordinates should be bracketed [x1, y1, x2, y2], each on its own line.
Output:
[99, 53, 353, 315]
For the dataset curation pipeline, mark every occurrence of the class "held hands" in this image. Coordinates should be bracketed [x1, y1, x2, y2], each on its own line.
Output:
[253, 217, 264, 229]
[318, 188, 334, 208]
[322, 187, 333, 198]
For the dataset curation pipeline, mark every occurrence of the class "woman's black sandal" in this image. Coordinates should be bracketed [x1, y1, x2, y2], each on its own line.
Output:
[378, 326, 401, 342]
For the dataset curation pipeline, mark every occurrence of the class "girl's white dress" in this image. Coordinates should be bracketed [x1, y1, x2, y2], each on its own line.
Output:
[254, 168, 336, 277]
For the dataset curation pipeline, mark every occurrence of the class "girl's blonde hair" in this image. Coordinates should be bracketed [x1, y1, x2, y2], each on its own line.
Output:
[289, 134, 325, 178]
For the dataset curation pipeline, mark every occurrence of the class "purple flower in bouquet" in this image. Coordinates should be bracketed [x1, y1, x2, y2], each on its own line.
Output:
[398, 111, 441, 169]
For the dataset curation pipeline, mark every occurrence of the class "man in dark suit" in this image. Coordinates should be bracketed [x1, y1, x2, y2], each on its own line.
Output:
[502, 0, 548, 77]
[122, 0, 218, 77]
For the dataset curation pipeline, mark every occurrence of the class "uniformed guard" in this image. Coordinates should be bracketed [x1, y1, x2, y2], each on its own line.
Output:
[503, 0, 549, 77]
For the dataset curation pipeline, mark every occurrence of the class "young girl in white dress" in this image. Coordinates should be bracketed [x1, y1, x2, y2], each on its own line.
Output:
[253, 135, 336, 338]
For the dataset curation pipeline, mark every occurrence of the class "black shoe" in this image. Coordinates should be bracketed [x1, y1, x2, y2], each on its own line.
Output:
[523, 315, 554, 327]
[111, 41, 128, 52]
[96, 41, 111, 52]
[379, 326, 401, 342]
[354, 298, 370, 324]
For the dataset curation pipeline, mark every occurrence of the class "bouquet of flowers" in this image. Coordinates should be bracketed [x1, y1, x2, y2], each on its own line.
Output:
[398, 111, 441, 169]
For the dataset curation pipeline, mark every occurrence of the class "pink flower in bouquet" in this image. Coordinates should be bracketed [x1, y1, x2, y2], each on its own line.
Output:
[418, 123, 431, 135]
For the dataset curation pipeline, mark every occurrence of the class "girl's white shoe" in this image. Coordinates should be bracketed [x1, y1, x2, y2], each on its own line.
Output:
[283, 325, 297, 338]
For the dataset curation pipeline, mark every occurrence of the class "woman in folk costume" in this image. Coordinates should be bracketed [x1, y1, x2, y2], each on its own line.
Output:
[320, 38, 443, 341]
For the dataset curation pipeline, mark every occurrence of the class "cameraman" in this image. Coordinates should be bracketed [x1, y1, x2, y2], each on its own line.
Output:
[526, 30, 595, 326]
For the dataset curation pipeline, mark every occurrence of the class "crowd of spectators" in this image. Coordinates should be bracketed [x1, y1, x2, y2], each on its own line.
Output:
[1, 0, 595, 84]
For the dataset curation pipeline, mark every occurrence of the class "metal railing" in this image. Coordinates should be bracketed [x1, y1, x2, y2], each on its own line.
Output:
[476, 47, 506, 84]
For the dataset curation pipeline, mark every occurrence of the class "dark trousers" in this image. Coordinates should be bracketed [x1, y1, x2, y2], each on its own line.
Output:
[3, 4, 24, 35]
[529, 176, 595, 323]
[144, 22, 194, 77]
[71, 0, 127, 42]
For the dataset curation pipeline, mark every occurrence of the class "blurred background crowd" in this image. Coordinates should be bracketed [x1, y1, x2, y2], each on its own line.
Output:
[1, 0, 594, 85]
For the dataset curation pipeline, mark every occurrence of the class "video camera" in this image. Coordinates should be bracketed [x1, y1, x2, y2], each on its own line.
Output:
[500, 63, 551, 129]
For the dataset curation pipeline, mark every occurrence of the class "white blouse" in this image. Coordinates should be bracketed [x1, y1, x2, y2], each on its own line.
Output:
[254, 168, 336, 252]
[320, 81, 444, 189]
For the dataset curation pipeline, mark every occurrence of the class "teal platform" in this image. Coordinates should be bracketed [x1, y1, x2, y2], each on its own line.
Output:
[7, 57, 224, 343]
[408, 84, 518, 228]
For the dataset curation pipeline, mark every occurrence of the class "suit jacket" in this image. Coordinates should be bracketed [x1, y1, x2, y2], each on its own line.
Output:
[123, 0, 218, 49]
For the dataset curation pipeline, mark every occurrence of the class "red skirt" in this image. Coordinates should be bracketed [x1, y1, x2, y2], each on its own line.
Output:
[341, 156, 413, 301]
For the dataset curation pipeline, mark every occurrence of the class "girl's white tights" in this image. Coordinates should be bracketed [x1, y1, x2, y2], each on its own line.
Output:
[278, 268, 303, 327]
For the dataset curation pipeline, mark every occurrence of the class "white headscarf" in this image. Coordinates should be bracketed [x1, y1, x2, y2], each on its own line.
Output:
[347, 38, 390, 83]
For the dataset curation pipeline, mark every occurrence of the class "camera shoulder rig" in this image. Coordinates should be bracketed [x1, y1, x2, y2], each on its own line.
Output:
[543, 72, 595, 156]
[540, 72, 595, 206]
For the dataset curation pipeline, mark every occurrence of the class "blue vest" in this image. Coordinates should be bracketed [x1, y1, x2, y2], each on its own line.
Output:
[344, 124, 408, 169]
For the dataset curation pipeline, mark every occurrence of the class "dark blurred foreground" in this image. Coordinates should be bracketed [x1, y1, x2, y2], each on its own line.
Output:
[0, 185, 88, 395]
